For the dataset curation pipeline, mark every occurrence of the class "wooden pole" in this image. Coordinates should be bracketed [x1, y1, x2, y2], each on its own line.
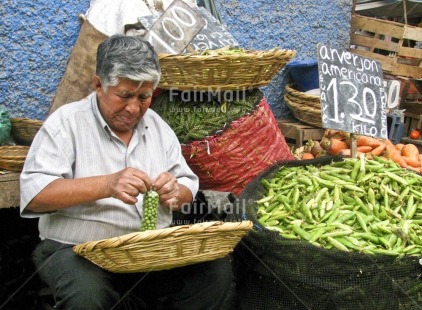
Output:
[403, 0, 408, 24]
[350, 134, 357, 158]
[352, 0, 357, 15]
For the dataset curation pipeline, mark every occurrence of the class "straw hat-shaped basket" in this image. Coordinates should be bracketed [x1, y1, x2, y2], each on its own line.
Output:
[73, 220, 253, 273]
[158, 48, 296, 91]
[284, 84, 322, 127]
[0, 145, 29, 172]
[10, 118, 43, 146]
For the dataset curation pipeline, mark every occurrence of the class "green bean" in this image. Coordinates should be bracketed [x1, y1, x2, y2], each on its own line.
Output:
[327, 236, 350, 252]
[383, 171, 409, 186]
[255, 156, 422, 256]
[292, 225, 312, 241]
[256, 195, 274, 204]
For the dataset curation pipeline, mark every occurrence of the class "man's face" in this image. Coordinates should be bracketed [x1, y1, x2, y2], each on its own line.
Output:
[95, 77, 154, 135]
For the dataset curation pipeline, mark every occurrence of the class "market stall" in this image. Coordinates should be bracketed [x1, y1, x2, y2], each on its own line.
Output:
[1, 0, 422, 309]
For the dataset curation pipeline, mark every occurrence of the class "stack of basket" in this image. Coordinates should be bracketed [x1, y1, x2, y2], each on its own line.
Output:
[0, 118, 43, 172]
[154, 48, 297, 195]
[284, 84, 322, 127]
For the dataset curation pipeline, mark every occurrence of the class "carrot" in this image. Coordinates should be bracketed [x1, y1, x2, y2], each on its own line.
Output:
[324, 129, 350, 140]
[370, 143, 386, 156]
[321, 138, 349, 155]
[386, 149, 408, 168]
[395, 143, 405, 152]
[338, 148, 351, 157]
[402, 156, 421, 168]
[302, 153, 315, 160]
[356, 135, 382, 148]
[401, 144, 420, 162]
[337, 149, 364, 158]
[356, 146, 373, 153]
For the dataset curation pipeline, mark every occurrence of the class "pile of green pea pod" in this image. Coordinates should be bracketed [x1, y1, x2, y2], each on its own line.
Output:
[256, 155, 422, 256]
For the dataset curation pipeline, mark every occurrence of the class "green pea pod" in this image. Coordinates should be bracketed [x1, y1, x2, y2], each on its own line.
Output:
[327, 236, 349, 252]
[292, 225, 312, 241]
[404, 195, 416, 220]
[384, 171, 409, 186]
[351, 159, 361, 181]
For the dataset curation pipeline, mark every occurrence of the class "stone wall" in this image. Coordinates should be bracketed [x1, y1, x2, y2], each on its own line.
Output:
[1, 0, 353, 120]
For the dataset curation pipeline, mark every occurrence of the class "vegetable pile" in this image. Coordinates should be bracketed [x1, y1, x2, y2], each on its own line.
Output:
[140, 190, 159, 231]
[152, 89, 261, 143]
[300, 129, 422, 174]
[257, 155, 422, 256]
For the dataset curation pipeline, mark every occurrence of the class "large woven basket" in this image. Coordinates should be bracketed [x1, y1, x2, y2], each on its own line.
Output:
[284, 84, 322, 127]
[10, 118, 43, 146]
[73, 220, 253, 273]
[0, 145, 29, 172]
[158, 49, 296, 91]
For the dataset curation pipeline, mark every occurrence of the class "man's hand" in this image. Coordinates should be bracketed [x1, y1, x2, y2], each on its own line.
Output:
[107, 168, 153, 205]
[151, 171, 179, 209]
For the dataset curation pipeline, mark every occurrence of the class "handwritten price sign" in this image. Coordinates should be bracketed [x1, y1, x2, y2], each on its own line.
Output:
[144, 0, 205, 54]
[317, 44, 388, 139]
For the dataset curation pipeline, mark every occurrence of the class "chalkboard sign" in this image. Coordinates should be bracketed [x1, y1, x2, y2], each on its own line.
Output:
[144, 0, 205, 54]
[317, 44, 388, 139]
[139, 7, 239, 53]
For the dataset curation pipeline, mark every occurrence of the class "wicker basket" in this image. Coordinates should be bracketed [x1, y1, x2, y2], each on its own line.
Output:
[73, 220, 253, 273]
[158, 49, 296, 91]
[10, 118, 43, 146]
[284, 84, 322, 127]
[0, 145, 29, 172]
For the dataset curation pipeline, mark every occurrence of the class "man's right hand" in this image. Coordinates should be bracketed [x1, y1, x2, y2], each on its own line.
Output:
[107, 167, 153, 205]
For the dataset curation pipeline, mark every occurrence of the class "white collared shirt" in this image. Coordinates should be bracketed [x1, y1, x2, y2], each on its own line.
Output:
[20, 93, 198, 244]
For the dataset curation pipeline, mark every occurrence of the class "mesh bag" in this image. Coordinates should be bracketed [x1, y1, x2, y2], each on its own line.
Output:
[231, 156, 422, 310]
[181, 97, 293, 196]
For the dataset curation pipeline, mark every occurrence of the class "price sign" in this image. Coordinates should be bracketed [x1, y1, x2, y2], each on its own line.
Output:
[144, 0, 206, 54]
[317, 43, 388, 139]
[139, 7, 238, 53]
[384, 79, 401, 109]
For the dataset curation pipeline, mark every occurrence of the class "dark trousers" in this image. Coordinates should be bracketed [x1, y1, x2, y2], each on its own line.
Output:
[32, 239, 233, 310]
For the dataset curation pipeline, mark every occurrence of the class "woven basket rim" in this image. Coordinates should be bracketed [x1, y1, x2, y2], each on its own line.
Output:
[285, 96, 322, 127]
[0, 145, 30, 155]
[0, 145, 29, 172]
[10, 117, 44, 124]
[74, 220, 253, 251]
[285, 84, 320, 100]
[158, 48, 296, 60]
[73, 220, 253, 273]
[158, 49, 296, 91]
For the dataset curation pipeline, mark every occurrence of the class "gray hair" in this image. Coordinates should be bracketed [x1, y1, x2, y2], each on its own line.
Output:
[96, 35, 161, 91]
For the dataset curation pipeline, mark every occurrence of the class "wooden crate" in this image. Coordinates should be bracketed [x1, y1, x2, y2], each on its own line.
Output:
[400, 112, 422, 152]
[277, 119, 325, 148]
[349, 14, 422, 79]
[402, 112, 422, 134]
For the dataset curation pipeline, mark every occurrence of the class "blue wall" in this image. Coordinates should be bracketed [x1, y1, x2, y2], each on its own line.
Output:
[1, 0, 352, 120]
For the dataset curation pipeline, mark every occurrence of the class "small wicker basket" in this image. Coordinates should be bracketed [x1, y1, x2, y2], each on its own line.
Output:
[158, 49, 296, 91]
[73, 220, 253, 273]
[0, 145, 29, 172]
[284, 84, 322, 127]
[10, 118, 43, 146]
